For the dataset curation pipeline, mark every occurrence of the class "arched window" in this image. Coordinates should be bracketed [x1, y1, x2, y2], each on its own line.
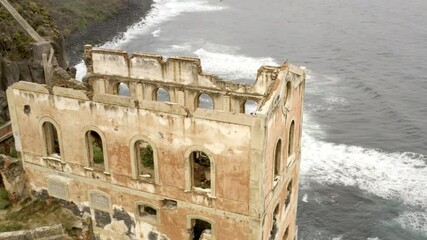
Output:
[116, 82, 130, 96]
[42, 122, 60, 157]
[136, 203, 159, 224]
[154, 87, 170, 102]
[270, 203, 280, 240]
[284, 81, 292, 106]
[130, 136, 158, 184]
[285, 180, 293, 210]
[197, 93, 213, 110]
[243, 100, 258, 115]
[283, 226, 289, 240]
[135, 140, 154, 181]
[190, 151, 211, 190]
[85, 130, 105, 170]
[191, 219, 212, 240]
[288, 121, 295, 156]
[274, 139, 282, 179]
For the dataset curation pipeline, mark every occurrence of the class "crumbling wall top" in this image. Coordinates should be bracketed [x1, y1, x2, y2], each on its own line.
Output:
[83, 45, 293, 96]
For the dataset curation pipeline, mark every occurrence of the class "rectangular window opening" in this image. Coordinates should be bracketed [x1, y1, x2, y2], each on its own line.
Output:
[191, 151, 211, 190]
[87, 131, 104, 170]
[138, 204, 157, 223]
[43, 122, 60, 157]
[135, 140, 154, 181]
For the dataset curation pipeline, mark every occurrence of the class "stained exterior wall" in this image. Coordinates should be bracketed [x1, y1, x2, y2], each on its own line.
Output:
[7, 46, 305, 240]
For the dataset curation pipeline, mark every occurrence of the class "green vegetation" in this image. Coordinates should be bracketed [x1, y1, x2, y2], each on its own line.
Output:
[0, 0, 58, 60]
[0, 199, 79, 234]
[10, 149, 18, 158]
[140, 145, 154, 170]
[0, 222, 23, 232]
[0, 188, 11, 210]
[34, 0, 128, 37]
[11, 31, 33, 59]
[92, 142, 103, 164]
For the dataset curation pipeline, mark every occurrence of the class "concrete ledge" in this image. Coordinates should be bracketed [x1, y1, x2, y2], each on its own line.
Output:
[93, 94, 135, 108]
[138, 100, 188, 116]
[10, 81, 49, 94]
[287, 64, 304, 76]
[53, 86, 89, 100]
[0, 224, 64, 240]
[193, 108, 262, 126]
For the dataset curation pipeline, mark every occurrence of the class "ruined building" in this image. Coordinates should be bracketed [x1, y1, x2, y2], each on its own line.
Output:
[6, 45, 306, 239]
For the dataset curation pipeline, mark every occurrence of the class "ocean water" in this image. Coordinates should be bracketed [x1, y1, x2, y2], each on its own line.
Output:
[76, 0, 427, 239]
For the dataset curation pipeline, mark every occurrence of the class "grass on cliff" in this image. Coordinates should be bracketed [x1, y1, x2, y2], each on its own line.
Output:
[0, 188, 11, 210]
[0, 0, 59, 60]
[0, 199, 79, 233]
[34, 0, 126, 37]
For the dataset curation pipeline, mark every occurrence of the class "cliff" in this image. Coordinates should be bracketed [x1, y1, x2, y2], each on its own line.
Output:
[0, 0, 153, 124]
[50, 0, 152, 64]
[0, 0, 68, 124]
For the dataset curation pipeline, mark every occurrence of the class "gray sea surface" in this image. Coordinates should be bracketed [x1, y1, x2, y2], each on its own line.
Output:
[76, 0, 427, 239]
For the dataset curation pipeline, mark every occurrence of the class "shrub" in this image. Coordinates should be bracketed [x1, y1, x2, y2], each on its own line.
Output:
[140, 145, 154, 170]
[0, 188, 11, 210]
[0, 223, 23, 232]
[92, 142, 103, 164]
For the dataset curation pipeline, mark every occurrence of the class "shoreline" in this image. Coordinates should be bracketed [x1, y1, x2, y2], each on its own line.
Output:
[64, 0, 153, 66]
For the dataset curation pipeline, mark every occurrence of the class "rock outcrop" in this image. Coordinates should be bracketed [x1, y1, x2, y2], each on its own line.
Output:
[0, 0, 69, 124]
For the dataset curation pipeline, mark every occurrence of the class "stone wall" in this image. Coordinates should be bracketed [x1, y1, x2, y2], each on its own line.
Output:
[6, 48, 306, 239]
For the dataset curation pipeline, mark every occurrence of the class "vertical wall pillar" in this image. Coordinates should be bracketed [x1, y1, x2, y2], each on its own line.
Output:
[176, 90, 186, 105]
[222, 96, 231, 112]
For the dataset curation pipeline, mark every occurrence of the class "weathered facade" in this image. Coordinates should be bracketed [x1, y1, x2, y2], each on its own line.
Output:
[6, 45, 305, 240]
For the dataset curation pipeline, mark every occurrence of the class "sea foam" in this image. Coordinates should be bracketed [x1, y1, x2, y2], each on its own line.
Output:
[75, 0, 225, 80]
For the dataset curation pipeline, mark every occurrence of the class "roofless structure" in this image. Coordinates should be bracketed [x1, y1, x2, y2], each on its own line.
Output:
[7, 45, 306, 240]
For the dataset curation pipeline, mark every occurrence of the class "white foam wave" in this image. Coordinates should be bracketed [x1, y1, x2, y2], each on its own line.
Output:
[323, 96, 349, 106]
[103, 0, 225, 48]
[395, 211, 427, 233]
[151, 28, 161, 37]
[75, 61, 86, 81]
[302, 193, 308, 203]
[300, 130, 427, 208]
[182, 48, 427, 233]
[75, 0, 224, 80]
[194, 48, 277, 81]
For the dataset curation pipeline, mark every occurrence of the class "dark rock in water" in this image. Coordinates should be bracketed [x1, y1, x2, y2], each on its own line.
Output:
[1, 59, 20, 90]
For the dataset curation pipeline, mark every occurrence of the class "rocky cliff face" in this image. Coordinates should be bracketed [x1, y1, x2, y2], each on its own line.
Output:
[0, 0, 153, 124]
[0, 0, 69, 124]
